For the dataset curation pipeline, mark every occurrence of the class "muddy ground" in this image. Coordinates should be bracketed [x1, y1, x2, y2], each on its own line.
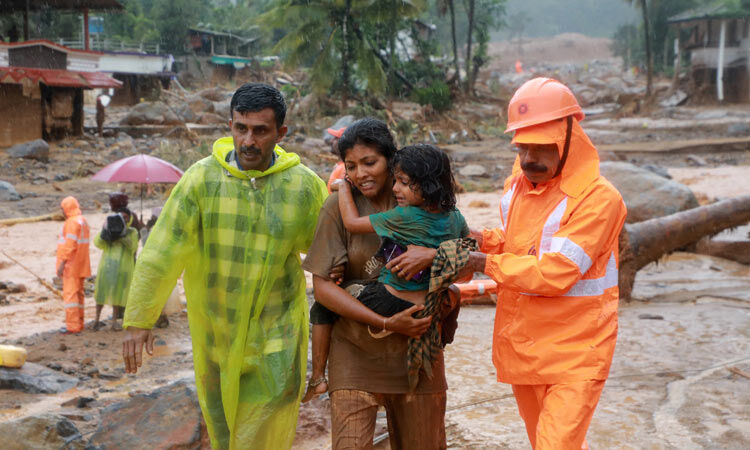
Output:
[2, 166, 750, 448]
[1, 33, 750, 448]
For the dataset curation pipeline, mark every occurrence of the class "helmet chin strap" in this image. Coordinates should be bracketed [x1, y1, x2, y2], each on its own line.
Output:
[553, 116, 573, 179]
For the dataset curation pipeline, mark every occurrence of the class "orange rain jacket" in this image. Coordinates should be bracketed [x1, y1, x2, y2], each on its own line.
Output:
[482, 118, 627, 385]
[326, 161, 346, 193]
[56, 196, 91, 278]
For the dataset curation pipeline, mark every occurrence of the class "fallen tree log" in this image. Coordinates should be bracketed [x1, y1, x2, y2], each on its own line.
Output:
[695, 238, 750, 265]
[0, 212, 64, 227]
[619, 195, 750, 299]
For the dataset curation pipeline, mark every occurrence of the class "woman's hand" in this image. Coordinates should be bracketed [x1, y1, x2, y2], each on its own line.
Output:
[329, 263, 345, 285]
[386, 245, 437, 281]
[386, 304, 432, 338]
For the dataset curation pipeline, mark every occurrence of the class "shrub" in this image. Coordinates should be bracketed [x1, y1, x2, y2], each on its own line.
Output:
[413, 81, 452, 113]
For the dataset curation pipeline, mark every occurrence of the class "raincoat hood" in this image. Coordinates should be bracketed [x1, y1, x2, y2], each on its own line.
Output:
[61, 196, 82, 217]
[511, 117, 599, 198]
[212, 137, 300, 180]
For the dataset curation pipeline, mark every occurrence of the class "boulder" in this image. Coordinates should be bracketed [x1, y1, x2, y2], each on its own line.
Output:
[0, 180, 21, 201]
[322, 115, 355, 143]
[119, 102, 181, 126]
[0, 415, 84, 450]
[88, 379, 208, 450]
[174, 104, 197, 123]
[8, 139, 49, 162]
[458, 164, 489, 177]
[0, 361, 79, 393]
[213, 99, 231, 118]
[197, 112, 227, 125]
[600, 161, 699, 223]
[727, 122, 750, 136]
[197, 87, 229, 102]
[185, 95, 214, 114]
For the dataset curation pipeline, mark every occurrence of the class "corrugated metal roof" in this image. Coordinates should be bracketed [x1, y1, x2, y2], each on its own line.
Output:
[0, 66, 122, 88]
[668, 0, 750, 23]
[0, 0, 122, 12]
[0, 39, 104, 56]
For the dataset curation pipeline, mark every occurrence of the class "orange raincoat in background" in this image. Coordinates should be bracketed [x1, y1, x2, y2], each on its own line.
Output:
[56, 196, 91, 333]
[482, 117, 627, 449]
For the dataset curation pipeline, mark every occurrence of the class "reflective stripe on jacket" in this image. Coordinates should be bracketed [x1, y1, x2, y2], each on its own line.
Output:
[56, 196, 91, 278]
[482, 118, 627, 384]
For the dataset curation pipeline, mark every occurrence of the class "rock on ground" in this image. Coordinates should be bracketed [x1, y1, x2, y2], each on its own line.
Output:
[88, 379, 208, 450]
[119, 102, 181, 126]
[0, 414, 84, 450]
[0, 180, 21, 201]
[0, 362, 79, 394]
[600, 161, 699, 223]
[8, 139, 50, 162]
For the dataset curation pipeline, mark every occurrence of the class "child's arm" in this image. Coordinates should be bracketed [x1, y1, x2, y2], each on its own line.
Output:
[337, 180, 375, 234]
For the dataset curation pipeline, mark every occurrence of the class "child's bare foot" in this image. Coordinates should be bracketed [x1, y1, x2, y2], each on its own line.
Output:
[92, 321, 104, 331]
[302, 376, 328, 403]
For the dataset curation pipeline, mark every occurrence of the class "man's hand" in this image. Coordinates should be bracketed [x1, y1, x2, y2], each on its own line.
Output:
[329, 263, 346, 285]
[386, 245, 437, 281]
[386, 304, 432, 338]
[122, 326, 155, 374]
[457, 251, 487, 281]
[468, 228, 484, 249]
[56, 261, 65, 278]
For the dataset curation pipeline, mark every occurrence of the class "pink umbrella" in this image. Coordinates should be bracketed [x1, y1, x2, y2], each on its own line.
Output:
[91, 154, 183, 184]
[91, 154, 184, 219]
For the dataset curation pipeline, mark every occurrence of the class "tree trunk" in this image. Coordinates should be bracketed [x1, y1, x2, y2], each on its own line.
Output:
[619, 195, 750, 299]
[464, 0, 475, 94]
[389, 0, 397, 94]
[341, 0, 353, 109]
[640, 0, 653, 97]
[448, 0, 460, 83]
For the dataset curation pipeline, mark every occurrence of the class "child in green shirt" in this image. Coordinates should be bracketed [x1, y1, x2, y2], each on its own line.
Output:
[304, 144, 467, 401]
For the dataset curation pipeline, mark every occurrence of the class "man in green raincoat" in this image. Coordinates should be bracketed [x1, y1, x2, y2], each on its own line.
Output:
[121, 83, 327, 449]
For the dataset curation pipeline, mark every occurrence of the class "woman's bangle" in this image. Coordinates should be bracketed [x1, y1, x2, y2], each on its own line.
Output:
[383, 316, 387, 332]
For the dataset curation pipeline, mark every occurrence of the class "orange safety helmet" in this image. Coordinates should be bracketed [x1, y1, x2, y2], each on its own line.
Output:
[505, 77, 584, 133]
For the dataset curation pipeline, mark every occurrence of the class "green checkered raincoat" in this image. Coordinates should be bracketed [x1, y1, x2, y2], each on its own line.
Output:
[123, 137, 327, 449]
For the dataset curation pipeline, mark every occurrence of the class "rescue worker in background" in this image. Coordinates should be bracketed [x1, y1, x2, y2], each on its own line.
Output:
[56, 196, 91, 334]
[461, 77, 627, 449]
[325, 126, 346, 193]
[121, 83, 328, 449]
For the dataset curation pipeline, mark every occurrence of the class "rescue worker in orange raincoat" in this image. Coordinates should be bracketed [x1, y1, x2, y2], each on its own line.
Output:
[56, 196, 91, 334]
[461, 77, 627, 449]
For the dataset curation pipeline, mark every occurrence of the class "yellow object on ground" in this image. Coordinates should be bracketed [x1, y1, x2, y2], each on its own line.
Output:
[124, 139, 327, 449]
[0, 344, 27, 368]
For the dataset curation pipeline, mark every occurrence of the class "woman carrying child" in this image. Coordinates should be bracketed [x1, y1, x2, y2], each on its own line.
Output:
[302, 118, 466, 449]
[93, 207, 139, 331]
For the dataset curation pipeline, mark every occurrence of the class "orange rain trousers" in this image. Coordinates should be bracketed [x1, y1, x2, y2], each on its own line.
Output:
[512, 380, 604, 450]
[63, 276, 85, 333]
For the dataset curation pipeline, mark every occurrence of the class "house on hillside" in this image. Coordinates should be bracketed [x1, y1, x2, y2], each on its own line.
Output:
[668, 1, 750, 102]
[184, 27, 260, 83]
[0, 40, 121, 146]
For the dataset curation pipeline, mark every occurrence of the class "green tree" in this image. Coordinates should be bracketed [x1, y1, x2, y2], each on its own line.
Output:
[436, 0, 461, 83]
[151, 0, 210, 54]
[463, 0, 505, 94]
[261, 0, 424, 106]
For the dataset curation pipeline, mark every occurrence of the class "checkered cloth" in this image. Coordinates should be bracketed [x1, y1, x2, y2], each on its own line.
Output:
[408, 237, 478, 390]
